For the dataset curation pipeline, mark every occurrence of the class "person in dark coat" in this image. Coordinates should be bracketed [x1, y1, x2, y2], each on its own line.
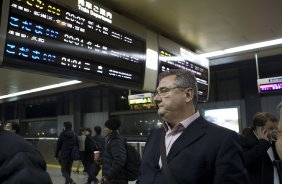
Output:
[93, 126, 105, 156]
[0, 129, 52, 183]
[92, 126, 105, 178]
[241, 112, 281, 184]
[137, 69, 249, 184]
[101, 118, 128, 184]
[55, 121, 77, 184]
[84, 127, 99, 184]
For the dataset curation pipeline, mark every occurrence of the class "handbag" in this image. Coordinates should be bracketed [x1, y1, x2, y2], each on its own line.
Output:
[71, 134, 80, 160]
[160, 129, 178, 184]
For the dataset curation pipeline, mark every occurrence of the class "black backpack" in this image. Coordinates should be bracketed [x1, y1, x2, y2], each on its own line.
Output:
[124, 142, 141, 181]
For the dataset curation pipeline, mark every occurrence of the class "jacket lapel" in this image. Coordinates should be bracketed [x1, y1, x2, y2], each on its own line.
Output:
[166, 116, 208, 162]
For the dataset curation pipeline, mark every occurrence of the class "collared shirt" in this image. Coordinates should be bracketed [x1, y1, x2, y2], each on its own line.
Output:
[159, 111, 200, 167]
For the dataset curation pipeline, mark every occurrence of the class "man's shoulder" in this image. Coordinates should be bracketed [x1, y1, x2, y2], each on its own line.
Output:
[0, 131, 40, 160]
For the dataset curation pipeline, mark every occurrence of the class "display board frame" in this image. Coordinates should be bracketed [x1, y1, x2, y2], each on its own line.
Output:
[0, 0, 147, 89]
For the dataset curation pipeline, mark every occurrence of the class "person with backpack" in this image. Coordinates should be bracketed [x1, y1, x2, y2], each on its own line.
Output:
[101, 118, 128, 184]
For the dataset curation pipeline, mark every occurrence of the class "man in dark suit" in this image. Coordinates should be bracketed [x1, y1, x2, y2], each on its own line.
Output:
[241, 112, 281, 184]
[137, 69, 249, 184]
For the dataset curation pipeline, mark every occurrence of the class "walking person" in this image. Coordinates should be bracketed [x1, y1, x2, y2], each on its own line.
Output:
[74, 128, 86, 173]
[101, 118, 128, 184]
[84, 127, 99, 184]
[55, 121, 77, 184]
[92, 126, 105, 178]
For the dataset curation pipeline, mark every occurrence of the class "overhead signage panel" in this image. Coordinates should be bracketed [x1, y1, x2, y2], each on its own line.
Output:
[0, 0, 146, 88]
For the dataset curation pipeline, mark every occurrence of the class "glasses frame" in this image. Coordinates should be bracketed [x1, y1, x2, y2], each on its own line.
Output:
[154, 86, 188, 97]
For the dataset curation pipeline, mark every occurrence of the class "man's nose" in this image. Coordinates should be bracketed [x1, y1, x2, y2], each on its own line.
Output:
[154, 94, 161, 103]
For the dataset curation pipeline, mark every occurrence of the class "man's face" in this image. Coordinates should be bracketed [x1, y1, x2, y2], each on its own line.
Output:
[83, 130, 90, 136]
[104, 127, 112, 137]
[263, 120, 278, 140]
[154, 75, 189, 122]
[4, 123, 14, 132]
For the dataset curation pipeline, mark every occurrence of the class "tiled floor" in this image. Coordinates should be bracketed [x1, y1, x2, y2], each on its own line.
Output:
[47, 166, 136, 184]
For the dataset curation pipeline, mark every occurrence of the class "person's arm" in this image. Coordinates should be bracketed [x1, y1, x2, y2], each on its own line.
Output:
[214, 132, 249, 184]
[106, 138, 127, 180]
[55, 134, 63, 158]
[241, 127, 271, 168]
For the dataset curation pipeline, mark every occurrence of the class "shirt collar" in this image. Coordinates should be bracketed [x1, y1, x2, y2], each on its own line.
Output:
[163, 111, 200, 133]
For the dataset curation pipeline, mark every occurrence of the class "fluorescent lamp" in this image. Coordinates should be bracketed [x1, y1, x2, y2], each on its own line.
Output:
[146, 48, 158, 70]
[200, 38, 282, 58]
[0, 80, 81, 99]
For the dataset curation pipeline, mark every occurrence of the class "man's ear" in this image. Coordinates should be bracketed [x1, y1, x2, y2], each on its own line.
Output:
[184, 88, 194, 103]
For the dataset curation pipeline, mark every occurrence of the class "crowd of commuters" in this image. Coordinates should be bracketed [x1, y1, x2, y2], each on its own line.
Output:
[0, 69, 282, 184]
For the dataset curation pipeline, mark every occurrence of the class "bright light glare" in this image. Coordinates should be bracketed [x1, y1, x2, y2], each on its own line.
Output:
[0, 80, 81, 100]
[146, 48, 158, 70]
[200, 38, 282, 58]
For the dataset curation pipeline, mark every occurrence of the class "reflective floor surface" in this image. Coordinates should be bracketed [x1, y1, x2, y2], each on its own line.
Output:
[47, 166, 136, 184]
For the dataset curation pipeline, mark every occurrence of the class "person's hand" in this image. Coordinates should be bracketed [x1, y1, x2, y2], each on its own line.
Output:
[255, 127, 270, 141]
[269, 128, 280, 141]
[101, 176, 109, 184]
[94, 157, 102, 165]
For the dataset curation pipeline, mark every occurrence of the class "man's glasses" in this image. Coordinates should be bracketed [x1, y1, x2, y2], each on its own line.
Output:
[154, 86, 187, 97]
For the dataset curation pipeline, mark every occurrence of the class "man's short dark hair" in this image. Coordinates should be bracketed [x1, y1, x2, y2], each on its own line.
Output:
[158, 69, 198, 106]
[94, 126, 102, 135]
[63, 121, 72, 130]
[4, 120, 20, 133]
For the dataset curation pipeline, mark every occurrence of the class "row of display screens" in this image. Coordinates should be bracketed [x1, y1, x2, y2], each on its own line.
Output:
[0, 0, 210, 101]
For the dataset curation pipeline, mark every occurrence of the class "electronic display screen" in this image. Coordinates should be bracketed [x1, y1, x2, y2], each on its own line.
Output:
[259, 82, 282, 92]
[159, 49, 209, 102]
[0, 0, 146, 88]
[203, 107, 240, 133]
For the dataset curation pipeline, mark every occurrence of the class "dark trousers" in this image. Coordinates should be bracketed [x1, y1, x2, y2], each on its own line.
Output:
[59, 158, 74, 184]
[86, 162, 101, 183]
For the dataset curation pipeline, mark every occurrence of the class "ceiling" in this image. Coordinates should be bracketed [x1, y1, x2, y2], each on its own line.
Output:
[2, 0, 282, 101]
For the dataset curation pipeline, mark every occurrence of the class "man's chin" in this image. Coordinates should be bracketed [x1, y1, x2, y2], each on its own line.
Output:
[157, 109, 165, 117]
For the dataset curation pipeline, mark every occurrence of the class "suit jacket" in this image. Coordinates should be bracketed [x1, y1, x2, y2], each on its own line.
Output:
[137, 116, 249, 184]
[240, 129, 281, 184]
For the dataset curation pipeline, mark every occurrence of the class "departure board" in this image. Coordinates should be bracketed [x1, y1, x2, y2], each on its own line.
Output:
[159, 49, 209, 102]
[0, 0, 146, 88]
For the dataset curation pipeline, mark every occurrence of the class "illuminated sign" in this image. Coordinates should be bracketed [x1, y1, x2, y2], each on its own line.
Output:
[0, 0, 146, 88]
[129, 97, 152, 105]
[259, 83, 282, 92]
[128, 93, 154, 105]
[257, 77, 282, 93]
[78, 0, 112, 24]
[159, 49, 209, 102]
[128, 93, 156, 110]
